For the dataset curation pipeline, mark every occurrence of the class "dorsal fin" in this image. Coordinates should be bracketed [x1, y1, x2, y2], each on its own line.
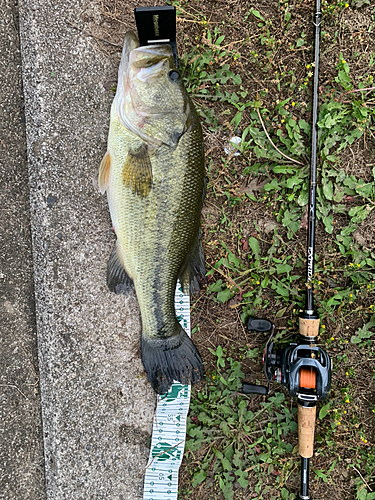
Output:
[178, 230, 206, 295]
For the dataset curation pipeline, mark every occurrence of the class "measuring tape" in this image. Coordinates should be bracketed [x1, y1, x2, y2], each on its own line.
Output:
[143, 283, 191, 500]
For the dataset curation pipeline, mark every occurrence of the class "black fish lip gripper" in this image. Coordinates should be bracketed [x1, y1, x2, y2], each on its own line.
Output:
[134, 6, 178, 67]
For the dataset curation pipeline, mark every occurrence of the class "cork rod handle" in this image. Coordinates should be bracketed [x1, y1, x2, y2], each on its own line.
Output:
[298, 404, 316, 458]
[299, 317, 320, 338]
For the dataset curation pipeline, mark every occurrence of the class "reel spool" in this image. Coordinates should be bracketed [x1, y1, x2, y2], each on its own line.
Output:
[300, 368, 316, 390]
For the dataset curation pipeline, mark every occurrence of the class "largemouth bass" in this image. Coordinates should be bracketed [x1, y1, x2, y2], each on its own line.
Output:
[99, 32, 205, 394]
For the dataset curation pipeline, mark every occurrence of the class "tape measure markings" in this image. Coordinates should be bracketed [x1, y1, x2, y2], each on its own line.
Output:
[143, 283, 191, 500]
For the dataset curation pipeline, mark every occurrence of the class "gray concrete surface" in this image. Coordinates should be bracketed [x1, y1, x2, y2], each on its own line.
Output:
[16, 0, 156, 498]
[0, 0, 46, 498]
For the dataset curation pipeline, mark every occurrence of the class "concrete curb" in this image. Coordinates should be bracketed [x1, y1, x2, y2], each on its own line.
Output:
[18, 0, 155, 498]
[0, 1, 46, 498]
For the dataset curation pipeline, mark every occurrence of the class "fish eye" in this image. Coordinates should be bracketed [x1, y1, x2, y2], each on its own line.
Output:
[168, 70, 180, 82]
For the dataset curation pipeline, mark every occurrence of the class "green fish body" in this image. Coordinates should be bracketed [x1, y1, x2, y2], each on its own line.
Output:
[99, 32, 205, 394]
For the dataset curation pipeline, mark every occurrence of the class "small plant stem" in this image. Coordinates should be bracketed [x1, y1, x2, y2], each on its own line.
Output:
[352, 466, 373, 492]
[337, 86, 375, 102]
[246, 403, 269, 424]
[206, 262, 243, 293]
[256, 108, 305, 166]
[0, 384, 28, 399]
[100, 12, 128, 26]
[221, 38, 246, 49]
[66, 21, 123, 47]
[177, 17, 216, 25]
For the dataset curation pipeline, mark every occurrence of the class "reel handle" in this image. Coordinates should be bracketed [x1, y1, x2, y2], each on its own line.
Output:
[241, 383, 268, 396]
[298, 403, 316, 458]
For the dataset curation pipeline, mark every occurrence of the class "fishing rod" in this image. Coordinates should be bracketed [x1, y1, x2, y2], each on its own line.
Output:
[241, 1, 332, 498]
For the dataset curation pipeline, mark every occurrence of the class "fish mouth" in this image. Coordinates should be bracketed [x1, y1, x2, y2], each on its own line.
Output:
[131, 44, 173, 65]
[133, 59, 167, 83]
[130, 45, 174, 82]
[119, 31, 140, 72]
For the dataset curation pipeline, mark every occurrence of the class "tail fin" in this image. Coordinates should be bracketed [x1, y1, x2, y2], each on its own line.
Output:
[141, 327, 204, 394]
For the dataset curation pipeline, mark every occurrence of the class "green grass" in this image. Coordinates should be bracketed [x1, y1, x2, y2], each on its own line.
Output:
[172, 0, 375, 498]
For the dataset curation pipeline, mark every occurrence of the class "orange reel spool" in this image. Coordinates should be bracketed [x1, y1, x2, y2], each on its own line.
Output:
[299, 368, 316, 389]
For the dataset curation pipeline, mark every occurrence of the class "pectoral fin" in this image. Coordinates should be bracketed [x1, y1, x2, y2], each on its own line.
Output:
[122, 144, 152, 197]
[98, 151, 111, 194]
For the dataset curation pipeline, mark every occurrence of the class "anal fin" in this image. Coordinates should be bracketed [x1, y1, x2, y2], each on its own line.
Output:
[107, 244, 134, 295]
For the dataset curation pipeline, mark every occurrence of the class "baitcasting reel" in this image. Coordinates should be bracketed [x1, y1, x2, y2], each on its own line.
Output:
[242, 317, 331, 406]
[241, 316, 332, 500]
